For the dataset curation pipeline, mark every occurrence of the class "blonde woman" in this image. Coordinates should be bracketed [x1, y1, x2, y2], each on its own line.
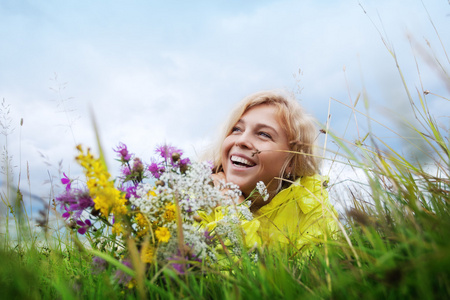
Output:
[208, 90, 338, 250]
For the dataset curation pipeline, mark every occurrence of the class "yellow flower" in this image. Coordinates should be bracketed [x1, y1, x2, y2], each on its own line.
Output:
[196, 206, 225, 232]
[163, 203, 176, 222]
[76, 145, 128, 219]
[155, 227, 171, 243]
[126, 280, 136, 289]
[135, 213, 149, 237]
[112, 222, 125, 235]
[140, 244, 155, 264]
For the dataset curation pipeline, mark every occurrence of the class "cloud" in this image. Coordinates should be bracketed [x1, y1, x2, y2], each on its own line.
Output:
[1, 0, 448, 200]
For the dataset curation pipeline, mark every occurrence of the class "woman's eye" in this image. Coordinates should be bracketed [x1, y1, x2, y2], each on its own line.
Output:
[231, 126, 241, 133]
[258, 132, 272, 139]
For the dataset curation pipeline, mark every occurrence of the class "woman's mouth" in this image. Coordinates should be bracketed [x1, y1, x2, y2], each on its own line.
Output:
[230, 155, 256, 168]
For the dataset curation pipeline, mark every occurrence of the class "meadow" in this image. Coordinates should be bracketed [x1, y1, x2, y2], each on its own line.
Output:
[1, 15, 449, 300]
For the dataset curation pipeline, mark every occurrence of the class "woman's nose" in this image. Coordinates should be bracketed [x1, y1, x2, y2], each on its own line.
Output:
[234, 131, 253, 150]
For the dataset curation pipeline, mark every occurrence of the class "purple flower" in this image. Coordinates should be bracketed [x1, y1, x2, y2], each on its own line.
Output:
[156, 144, 182, 161]
[56, 189, 95, 221]
[169, 247, 202, 274]
[204, 230, 214, 241]
[148, 144, 191, 178]
[114, 142, 132, 162]
[148, 159, 164, 179]
[61, 173, 72, 191]
[91, 256, 108, 275]
[115, 260, 133, 286]
[171, 259, 185, 274]
[131, 157, 144, 173]
[179, 157, 191, 173]
[205, 160, 214, 170]
[76, 219, 92, 235]
[155, 144, 187, 167]
[121, 165, 131, 177]
[180, 157, 191, 166]
[62, 207, 71, 219]
[120, 184, 137, 199]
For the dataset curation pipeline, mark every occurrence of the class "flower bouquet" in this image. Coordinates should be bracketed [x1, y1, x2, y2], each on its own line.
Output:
[56, 143, 257, 285]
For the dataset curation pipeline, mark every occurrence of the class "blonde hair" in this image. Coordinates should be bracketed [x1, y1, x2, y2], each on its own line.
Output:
[208, 89, 319, 186]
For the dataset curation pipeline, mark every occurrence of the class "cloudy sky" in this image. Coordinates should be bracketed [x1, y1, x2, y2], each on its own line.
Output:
[1, 0, 449, 206]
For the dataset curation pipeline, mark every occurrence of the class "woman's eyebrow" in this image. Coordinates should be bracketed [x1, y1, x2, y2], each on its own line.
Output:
[255, 123, 277, 131]
[256, 123, 277, 132]
[236, 120, 278, 135]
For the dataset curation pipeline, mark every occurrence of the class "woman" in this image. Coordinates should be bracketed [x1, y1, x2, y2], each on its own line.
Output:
[208, 89, 338, 251]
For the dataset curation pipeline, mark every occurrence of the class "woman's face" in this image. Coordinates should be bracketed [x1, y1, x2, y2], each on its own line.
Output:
[221, 104, 290, 201]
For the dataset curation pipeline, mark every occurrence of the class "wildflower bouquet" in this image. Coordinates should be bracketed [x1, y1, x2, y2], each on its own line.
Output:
[56, 143, 256, 280]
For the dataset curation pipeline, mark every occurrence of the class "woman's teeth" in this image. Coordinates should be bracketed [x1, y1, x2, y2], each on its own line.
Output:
[230, 155, 255, 167]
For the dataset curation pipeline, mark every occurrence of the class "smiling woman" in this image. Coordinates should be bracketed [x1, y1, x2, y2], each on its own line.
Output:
[207, 90, 339, 250]
[221, 104, 291, 204]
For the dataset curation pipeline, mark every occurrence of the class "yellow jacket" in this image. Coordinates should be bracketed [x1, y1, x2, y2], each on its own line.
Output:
[249, 174, 339, 250]
[198, 174, 339, 254]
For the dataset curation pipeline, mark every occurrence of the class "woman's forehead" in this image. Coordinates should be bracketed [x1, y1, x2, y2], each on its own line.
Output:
[241, 104, 284, 126]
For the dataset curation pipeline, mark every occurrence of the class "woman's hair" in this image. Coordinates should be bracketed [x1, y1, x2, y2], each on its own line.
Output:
[208, 89, 319, 185]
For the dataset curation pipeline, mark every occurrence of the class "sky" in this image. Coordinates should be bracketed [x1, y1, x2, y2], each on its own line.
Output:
[0, 0, 449, 212]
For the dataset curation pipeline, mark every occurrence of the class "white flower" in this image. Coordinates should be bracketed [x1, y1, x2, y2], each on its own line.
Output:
[256, 181, 269, 201]
[237, 203, 253, 221]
